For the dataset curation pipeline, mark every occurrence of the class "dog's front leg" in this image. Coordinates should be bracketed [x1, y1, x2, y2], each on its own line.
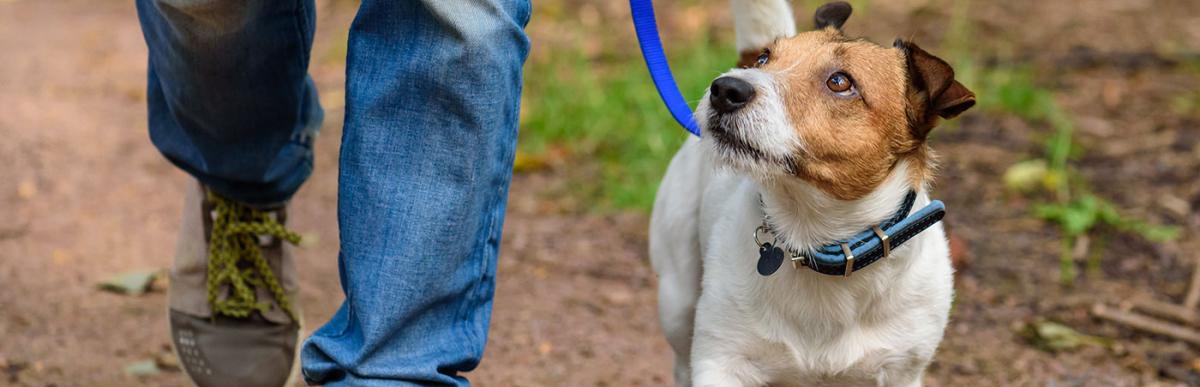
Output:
[689, 329, 769, 387]
[690, 353, 767, 387]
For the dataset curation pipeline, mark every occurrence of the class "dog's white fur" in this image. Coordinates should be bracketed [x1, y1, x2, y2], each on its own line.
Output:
[732, 0, 796, 53]
[648, 2, 954, 386]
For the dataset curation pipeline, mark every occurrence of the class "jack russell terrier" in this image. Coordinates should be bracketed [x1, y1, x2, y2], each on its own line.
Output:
[648, 1, 976, 386]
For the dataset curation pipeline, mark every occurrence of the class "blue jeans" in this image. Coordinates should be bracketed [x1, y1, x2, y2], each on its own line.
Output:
[136, 0, 531, 385]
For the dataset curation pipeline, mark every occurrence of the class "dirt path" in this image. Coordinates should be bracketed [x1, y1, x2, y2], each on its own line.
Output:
[0, 2, 669, 385]
[2, 1, 1198, 386]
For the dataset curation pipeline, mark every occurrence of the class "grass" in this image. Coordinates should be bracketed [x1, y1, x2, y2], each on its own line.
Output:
[518, 32, 732, 212]
[982, 66, 1180, 284]
[948, 28, 1183, 284]
[934, 0, 1182, 285]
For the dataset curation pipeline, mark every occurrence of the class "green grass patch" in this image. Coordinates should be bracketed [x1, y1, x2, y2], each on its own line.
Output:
[977, 62, 1181, 285]
[519, 34, 732, 212]
[942, 0, 1180, 285]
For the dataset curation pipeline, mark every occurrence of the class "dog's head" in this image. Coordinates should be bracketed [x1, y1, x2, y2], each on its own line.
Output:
[698, 2, 975, 200]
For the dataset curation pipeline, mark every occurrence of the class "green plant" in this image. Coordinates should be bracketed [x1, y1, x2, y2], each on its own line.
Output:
[519, 33, 731, 212]
[1035, 194, 1181, 282]
[986, 67, 1181, 284]
[943, 0, 1181, 285]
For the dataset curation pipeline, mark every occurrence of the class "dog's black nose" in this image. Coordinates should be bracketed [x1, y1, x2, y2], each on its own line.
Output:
[710, 77, 756, 113]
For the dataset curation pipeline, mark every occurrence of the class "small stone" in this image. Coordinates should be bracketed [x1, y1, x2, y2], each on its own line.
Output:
[124, 359, 160, 377]
[602, 289, 633, 306]
[155, 353, 180, 372]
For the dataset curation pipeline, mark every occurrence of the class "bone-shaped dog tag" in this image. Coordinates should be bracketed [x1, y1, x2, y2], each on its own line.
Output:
[757, 243, 785, 276]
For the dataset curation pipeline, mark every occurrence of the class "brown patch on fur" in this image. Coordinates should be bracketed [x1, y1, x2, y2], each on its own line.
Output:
[756, 30, 925, 200]
[738, 30, 974, 199]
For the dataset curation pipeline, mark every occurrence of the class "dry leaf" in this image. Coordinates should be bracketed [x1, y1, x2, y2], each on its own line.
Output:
[1003, 160, 1047, 193]
[513, 151, 549, 174]
[1020, 320, 1110, 352]
[98, 269, 160, 296]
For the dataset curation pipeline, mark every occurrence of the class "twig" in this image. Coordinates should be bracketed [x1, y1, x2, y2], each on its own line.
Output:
[1071, 234, 1090, 261]
[1092, 303, 1200, 346]
[1129, 298, 1199, 326]
[1184, 253, 1200, 309]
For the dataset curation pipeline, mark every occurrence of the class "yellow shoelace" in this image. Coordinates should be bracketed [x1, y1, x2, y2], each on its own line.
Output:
[205, 192, 301, 320]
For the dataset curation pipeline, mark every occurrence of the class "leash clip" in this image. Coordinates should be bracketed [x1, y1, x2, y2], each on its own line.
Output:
[753, 224, 772, 247]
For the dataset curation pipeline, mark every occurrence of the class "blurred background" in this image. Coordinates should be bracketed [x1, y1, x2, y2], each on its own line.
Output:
[2, 0, 1200, 385]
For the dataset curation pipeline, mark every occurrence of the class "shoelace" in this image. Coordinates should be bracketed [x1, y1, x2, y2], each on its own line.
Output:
[205, 191, 301, 321]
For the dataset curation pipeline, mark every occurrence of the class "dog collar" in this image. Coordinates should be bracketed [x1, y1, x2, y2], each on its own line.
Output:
[755, 191, 946, 277]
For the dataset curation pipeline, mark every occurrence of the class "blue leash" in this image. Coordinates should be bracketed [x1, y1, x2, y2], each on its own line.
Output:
[630, 0, 701, 137]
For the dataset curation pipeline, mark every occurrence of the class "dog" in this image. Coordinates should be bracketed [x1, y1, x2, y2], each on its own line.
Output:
[648, 1, 976, 386]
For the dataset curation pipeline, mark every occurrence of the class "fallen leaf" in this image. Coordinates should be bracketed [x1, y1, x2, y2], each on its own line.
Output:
[1020, 319, 1110, 352]
[513, 151, 549, 174]
[537, 342, 553, 355]
[98, 269, 160, 296]
[1003, 160, 1047, 193]
[124, 359, 160, 377]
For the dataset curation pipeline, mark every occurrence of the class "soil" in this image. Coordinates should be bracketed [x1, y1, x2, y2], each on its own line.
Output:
[2, 0, 1199, 386]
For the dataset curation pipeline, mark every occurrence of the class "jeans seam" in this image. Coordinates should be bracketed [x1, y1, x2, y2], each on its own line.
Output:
[289, 0, 315, 149]
[292, 0, 312, 71]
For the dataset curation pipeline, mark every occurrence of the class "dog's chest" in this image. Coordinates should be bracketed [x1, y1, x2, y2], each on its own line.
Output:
[695, 179, 951, 386]
[748, 319, 933, 387]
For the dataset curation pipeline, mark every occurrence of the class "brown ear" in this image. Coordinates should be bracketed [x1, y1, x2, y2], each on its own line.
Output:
[814, 2, 852, 30]
[894, 39, 976, 139]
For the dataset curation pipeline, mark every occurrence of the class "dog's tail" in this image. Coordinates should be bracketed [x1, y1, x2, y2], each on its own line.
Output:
[731, 0, 796, 55]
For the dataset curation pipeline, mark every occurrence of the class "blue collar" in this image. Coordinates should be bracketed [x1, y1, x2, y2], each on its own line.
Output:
[755, 191, 946, 277]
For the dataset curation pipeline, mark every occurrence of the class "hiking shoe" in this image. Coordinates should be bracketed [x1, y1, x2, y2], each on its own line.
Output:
[168, 182, 303, 387]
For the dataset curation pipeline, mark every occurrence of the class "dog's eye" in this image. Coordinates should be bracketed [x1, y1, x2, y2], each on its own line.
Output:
[756, 49, 770, 67]
[826, 72, 854, 93]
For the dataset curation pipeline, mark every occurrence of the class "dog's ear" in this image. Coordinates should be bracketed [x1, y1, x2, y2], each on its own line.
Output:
[814, 2, 852, 30]
[894, 39, 976, 140]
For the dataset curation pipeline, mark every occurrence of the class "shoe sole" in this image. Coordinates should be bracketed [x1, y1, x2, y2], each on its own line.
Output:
[165, 294, 305, 387]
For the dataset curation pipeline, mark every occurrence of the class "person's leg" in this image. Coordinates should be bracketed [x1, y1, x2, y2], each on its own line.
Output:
[136, 0, 321, 385]
[137, 0, 322, 206]
[300, 1, 531, 385]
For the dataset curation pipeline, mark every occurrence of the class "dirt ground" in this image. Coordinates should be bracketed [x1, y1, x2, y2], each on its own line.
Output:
[2, 0, 1200, 386]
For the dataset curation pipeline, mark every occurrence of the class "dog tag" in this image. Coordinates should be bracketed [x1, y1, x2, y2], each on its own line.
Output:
[757, 243, 785, 276]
